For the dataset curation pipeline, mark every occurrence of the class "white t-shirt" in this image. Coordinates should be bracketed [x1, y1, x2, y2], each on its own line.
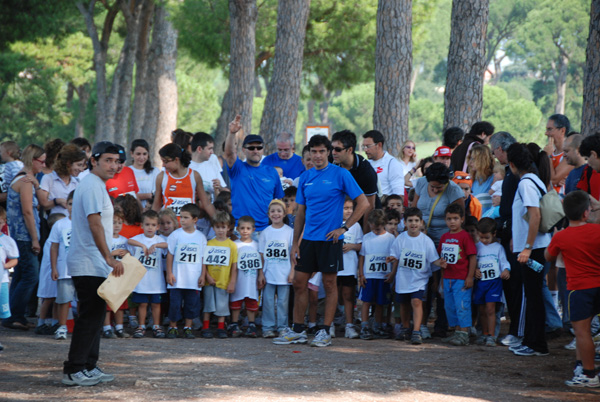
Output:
[167, 228, 207, 290]
[231, 240, 261, 301]
[48, 217, 72, 279]
[0, 233, 18, 283]
[511, 173, 552, 252]
[67, 173, 113, 278]
[189, 155, 227, 200]
[368, 152, 405, 196]
[360, 231, 395, 279]
[339, 222, 363, 277]
[111, 235, 128, 261]
[476, 241, 510, 281]
[128, 234, 167, 294]
[390, 232, 439, 293]
[39, 172, 80, 216]
[259, 224, 294, 285]
[37, 241, 56, 298]
[130, 166, 159, 207]
[399, 159, 416, 181]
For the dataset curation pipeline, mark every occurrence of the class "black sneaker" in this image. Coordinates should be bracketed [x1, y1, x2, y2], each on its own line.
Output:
[115, 328, 130, 338]
[372, 327, 390, 339]
[201, 328, 214, 339]
[183, 328, 195, 339]
[166, 327, 179, 339]
[153, 327, 166, 338]
[102, 329, 117, 339]
[228, 323, 242, 338]
[245, 324, 258, 338]
[359, 326, 373, 340]
[34, 324, 49, 335]
[216, 328, 228, 339]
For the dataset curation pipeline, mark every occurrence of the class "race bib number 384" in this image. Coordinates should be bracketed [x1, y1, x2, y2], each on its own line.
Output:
[365, 254, 389, 273]
[203, 246, 231, 266]
[265, 240, 288, 261]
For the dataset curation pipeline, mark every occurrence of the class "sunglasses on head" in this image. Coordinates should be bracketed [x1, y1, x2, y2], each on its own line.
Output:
[245, 146, 264, 151]
[454, 175, 471, 180]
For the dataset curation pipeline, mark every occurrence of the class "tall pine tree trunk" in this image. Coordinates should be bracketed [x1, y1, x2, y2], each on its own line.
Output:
[74, 84, 89, 138]
[552, 53, 569, 115]
[373, 0, 412, 156]
[582, 0, 600, 137]
[214, 0, 257, 152]
[443, 0, 489, 132]
[259, 0, 311, 153]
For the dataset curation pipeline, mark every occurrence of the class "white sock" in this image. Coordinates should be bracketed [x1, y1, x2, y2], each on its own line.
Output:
[45, 318, 53, 326]
[140, 325, 146, 330]
[51, 319, 59, 325]
[308, 322, 316, 328]
[115, 324, 123, 331]
[103, 325, 112, 332]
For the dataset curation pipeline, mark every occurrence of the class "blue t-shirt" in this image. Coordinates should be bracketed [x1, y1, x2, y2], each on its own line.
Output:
[296, 163, 363, 241]
[565, 164, 585, 195]
[227, 158, 284, 231]
[261, 153, 305, 180]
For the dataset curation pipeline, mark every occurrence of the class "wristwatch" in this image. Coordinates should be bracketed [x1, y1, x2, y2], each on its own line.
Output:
[340, 223, 349, 232]
[524, 243, 532, 250]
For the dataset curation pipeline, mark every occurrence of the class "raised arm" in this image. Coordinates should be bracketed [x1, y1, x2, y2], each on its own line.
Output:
[224, 115, 242, 168]
[151, 171, 164, 212]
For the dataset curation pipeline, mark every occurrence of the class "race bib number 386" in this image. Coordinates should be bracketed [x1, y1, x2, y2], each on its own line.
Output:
[238, 250, 262, 270]
[365, 254, 389, 273]
[203, 246, 231, 266]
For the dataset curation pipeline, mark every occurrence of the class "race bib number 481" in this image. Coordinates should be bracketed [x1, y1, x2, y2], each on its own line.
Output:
[440, 243, 459, 264]
[365, 254, 389, 273]
[203, 246, 231, 266]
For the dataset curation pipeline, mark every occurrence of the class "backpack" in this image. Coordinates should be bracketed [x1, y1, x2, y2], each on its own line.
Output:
[519, 176, 566, 233]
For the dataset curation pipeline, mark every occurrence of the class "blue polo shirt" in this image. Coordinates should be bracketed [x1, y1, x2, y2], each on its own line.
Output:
[261, 153, 305, 180]
[296, 163, 363, 241]
[227, 158, 284, 231]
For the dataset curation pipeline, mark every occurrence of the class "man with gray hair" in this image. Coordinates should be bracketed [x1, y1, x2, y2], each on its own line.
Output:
[262, 132, 305, 180]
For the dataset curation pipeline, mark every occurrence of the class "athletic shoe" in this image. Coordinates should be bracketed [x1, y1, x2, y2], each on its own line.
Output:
[55, 327, 68, 340]
[475, 335, 487, 345]
[272, 328, 308, 345]
[306, 326, 318, 336]
[84, 367, 115, 383]
[34, 324, 49, 335]
[228, 324, 242, 338]
[565, 373, 600, 388]
[216, 328, 228, 339]
[184, 328, 196, 339]
[102, 329, 117, 339]
[245, 324, 258, 338]
[128, 317, 139, 329]
[0, 342, 3, 351]
[133, 327, 145, 339]
[310, 329, 332, 347]
[62, 370, 101, 386]
[411, 331, 423, 345]
[486, 336, 497, 347]
[509, 344, 528, 352]
[420, 325, 432, 339]
[200, 329, 213, 339]
[166, 327, 179, 339]
[262, 330, 277, 338]
[115, 328, 130, 338]
[153, 327, 166, 338]
[513, 346, 549, 356]
[359, 326, 374, 340]
[372, 327, 390, 339]
[449, 331, 469, 346]
[441, 332, 457, 343]
[564, 337, 577, 350]
[330, 324, 336, 338]
[395, 328, 408, 341]
[574, 364, 583, 377]
[500, 334, 522, 347]
[344, 326, 359, 339]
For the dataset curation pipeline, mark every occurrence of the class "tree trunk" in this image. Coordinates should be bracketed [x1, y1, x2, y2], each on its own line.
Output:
[214, 0, 257, 151]
[307, 99, 315, 124]
[373, 0, 412, 157]
[443, 0, 489, 132]
[75, 84, 89, 138]
[553, 53, 569, 115]
[129, 0, 155, 141]
[259, 0, 311, 153]
[409, 64, 419, 96]
[582, 0, 600, 137]
[141, 2, 178, 166]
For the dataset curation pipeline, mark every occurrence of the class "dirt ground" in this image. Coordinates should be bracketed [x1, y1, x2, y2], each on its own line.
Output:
[1, 323, 599, 402]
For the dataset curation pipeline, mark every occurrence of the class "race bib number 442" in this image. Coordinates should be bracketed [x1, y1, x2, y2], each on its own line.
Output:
[365, 254, 389, 273]
[440, 243, 459, 264]
[203, 246, 231, 266]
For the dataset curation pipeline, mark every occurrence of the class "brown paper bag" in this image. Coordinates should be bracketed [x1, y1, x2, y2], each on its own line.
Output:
[97, 254, 147, 312]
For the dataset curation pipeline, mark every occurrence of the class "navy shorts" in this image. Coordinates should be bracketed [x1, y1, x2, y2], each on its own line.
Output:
[568, 287, 600, 322]
[296, 240, 343, 274]
[359, 278, 391, 305]
[337, 275, 357, 288]
[395, 289, 425, 304]
[473, 279, 503, 304]
[131, 292, 163, 304]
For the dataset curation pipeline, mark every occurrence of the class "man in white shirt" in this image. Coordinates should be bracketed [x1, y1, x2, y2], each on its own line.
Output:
[189, 132, 228, 200]
[362, 130, 404, 197]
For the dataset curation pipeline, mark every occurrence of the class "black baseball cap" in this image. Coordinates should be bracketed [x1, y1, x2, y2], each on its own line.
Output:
[242, 135, 264, 147]
[91, 141, 121, 159]
[115, 144, 127, 163]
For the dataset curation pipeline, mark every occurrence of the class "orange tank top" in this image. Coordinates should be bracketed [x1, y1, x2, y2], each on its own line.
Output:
[161, 168, 196, 217]
[550, 152, 564, 193]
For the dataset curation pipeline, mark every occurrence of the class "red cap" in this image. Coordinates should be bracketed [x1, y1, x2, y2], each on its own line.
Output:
[433, 146, 452, 157]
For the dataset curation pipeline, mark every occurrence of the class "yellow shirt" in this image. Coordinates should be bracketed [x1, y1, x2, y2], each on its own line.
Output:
[205, 238, 237, 289]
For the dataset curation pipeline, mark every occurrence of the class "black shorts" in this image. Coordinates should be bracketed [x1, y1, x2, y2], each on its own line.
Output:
[296, 240, 343, 274]
[568, 287, 600, 322]
[337, 275, 357, 287]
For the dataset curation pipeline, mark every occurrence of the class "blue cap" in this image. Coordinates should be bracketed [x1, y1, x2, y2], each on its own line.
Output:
[242, 135, 264, 146]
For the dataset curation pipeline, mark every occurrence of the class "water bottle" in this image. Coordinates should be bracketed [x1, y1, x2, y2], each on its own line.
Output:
[526, 258, 544, 273]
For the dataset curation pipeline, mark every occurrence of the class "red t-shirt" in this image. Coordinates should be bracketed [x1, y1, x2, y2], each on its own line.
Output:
[120, 223, 144, 239]
[547, 224, 600, 291]
[438, 230, 477, 280]
[576, 166, 600, 200]
[106, 166, 139, 199]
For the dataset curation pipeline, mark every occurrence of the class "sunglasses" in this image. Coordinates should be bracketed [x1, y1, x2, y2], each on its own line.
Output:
[332, 147, 347, 153]
[245, 146, 264, 151]
[404, 145, 415, 150]
[454, 175, 471, 180]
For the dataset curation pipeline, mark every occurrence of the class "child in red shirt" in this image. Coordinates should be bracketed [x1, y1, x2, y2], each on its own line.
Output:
[438, 203, 477, 346]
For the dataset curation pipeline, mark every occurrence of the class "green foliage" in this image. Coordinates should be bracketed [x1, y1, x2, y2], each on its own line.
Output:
[327, 83, 375, 135]
[409, 98, 443, 142]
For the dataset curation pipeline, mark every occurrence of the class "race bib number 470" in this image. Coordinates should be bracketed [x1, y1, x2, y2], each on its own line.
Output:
[203, 246, 231, 266]
[440, 243, 459, 264]
[365, 254, 389, 273]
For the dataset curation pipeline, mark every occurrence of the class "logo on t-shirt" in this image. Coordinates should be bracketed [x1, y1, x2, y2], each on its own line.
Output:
[169, 184, 177, 192]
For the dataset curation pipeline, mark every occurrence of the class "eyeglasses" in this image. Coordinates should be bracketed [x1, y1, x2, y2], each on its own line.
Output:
[454, 175, 471, 180]
[332, 147, 347, 153]
[160, 158, 175, 164]
[362, 143, 377, 150]
[404, 146, 415, 150]
[245, 146, 264, 151]
[34, 158, 46, 165]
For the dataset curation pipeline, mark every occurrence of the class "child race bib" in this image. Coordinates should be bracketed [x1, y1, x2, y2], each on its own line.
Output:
[440, 243, 459, 264]
[399, 249, 425, 270]
[135, 248, 158, 270]
[365, 254, 389, 273]
[62, 228, 72, 253]
[203, 246, 231, 266]
[175, 243, 201, 264]
[344, 232, 355, 244]
[238, 250, 262, 270]
[478, 258, 500, 281]
[264, 240, 288, 261]
[167, 197, 193, 216]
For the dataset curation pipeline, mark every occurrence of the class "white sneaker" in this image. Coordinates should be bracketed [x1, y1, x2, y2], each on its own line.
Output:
[345, 325, 359, 339]
[565, 373, 600, 388]
[55, 326, 67, 340]
[62, 370, 101, 386]
[564, 337, 577, 350]
[500, 334, 522, 347]
[272, 328, 308, 345]
[329, 324, 336, 338]
[420, 325, 432, 339]
[84, 367, 115, 383]
[310, 329, 332, 347]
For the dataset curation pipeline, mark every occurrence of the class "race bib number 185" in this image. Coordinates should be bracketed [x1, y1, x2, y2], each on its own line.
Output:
[399, 249, 425, 270]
